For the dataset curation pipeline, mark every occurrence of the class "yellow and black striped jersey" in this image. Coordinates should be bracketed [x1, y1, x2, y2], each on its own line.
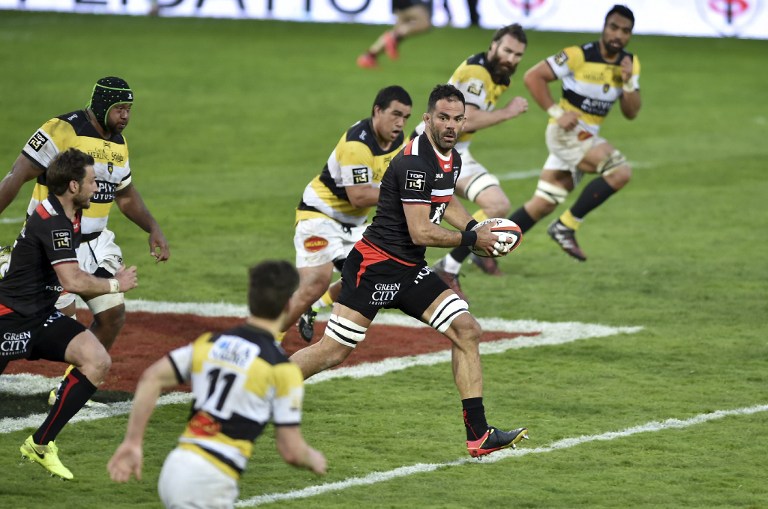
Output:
[296, 118, 406, 226]
[167, 324, 304, 480]
[21, 110, 131, 235]
[449, 52, 511, 148]
[546, 42, 641, 135]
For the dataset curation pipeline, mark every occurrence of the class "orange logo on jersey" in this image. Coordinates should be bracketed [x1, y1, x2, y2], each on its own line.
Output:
[577, 131, 594, 141]
[189, 411, 221, 437]
[304, 236, 329, 252]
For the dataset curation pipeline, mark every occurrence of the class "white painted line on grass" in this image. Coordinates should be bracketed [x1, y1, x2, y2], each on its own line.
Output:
[235, 403, 768, 507]
[0, 301, 641, 434]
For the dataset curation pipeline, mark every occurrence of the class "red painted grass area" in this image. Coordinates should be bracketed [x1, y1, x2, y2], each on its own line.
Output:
[4, 311, 537, 392]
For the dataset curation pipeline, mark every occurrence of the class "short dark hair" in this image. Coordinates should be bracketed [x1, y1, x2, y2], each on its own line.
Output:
[427, 84, 465, 113]
[372, 85, 412, 116]
[46, 148, 94, 196]
[247, 260, 299, 319]
[605, 4, 634, 26]
[491, 23, 527, 46]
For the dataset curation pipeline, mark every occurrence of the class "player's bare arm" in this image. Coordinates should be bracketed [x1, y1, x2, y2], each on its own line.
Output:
[524, 61, 581, 131]
[55, 261, 138, 298]
[403, 202, 464, 247]
[462, 98, 528, 133]
[108, 357, 178, 482]
[619, 55, 642, 119]
[114, 184, 170, 262]
[441, 194, 474, 230]
[345, 183, 380, 208]
[0, 154, 44, 214]
[401, 201, 494, 253]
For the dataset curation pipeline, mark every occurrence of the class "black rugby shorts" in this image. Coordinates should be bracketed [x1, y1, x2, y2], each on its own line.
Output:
[0, 310, 86, 372]
[338, 239, 448, 321]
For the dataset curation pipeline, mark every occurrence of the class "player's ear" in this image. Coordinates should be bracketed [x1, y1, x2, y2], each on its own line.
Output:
[422, 112, 431, 124]
[68, 179, 79, 194]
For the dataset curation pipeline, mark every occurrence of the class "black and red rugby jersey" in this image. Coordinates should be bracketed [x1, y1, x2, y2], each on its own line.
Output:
[0, 194, 81, 317]
[363, 133, 461, 263]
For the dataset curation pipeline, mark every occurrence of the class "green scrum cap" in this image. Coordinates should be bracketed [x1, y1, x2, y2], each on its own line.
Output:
[87, 76, 133, 130]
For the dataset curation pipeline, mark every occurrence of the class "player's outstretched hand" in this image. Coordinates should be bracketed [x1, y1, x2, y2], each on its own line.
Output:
[503, 96, 529, 119]
[107, 442, 143, 482]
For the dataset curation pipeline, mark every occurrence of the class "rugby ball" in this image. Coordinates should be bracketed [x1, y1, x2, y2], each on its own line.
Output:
[470, 218, 523, 257]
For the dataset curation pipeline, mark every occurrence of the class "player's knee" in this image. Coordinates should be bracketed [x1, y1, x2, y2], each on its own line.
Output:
[451, 315, 482, 346]
[596, 149, 628, 177]
[84, 340, 112, 381]
[534, 179, 569, 205]
[483, 195, 511, 219]
[607, 163, 632, 188]
[304, 277, 332, 302]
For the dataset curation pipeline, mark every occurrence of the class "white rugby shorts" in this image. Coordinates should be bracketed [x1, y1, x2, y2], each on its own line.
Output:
[294, 217, 367, 269]
[543, 123, 606, 179]
[158, 448, 239, 509]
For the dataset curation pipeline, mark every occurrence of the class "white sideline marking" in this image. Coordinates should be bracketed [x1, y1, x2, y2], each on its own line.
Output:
[0, 300, 641, 434]
[236, 403, 768, 507]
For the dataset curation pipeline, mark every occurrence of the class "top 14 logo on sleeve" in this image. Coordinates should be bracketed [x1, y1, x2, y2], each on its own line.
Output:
[51, 230, 72, 250]
[405, 170, 426, 191]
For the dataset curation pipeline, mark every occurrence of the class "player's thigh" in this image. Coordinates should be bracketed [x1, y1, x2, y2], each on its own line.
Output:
[159, 448, 238, 509]
[398, 268, 471, 334]
[63, 329, 109, 368]
[473, 185, 510, 218]
[298, 264, 335, 293]
[295, 218, 351, 269]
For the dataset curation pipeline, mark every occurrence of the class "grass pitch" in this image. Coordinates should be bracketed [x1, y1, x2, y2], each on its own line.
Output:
[0, 10, 767, 509]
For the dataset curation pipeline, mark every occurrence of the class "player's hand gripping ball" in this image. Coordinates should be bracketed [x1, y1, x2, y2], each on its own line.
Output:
[470, 218, 523, 257]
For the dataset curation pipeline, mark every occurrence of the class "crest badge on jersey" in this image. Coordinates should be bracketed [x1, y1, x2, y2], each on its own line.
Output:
[493, 0, 559, 28]
[466, 78, 485, 96]
[696, 0, 763, 36]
